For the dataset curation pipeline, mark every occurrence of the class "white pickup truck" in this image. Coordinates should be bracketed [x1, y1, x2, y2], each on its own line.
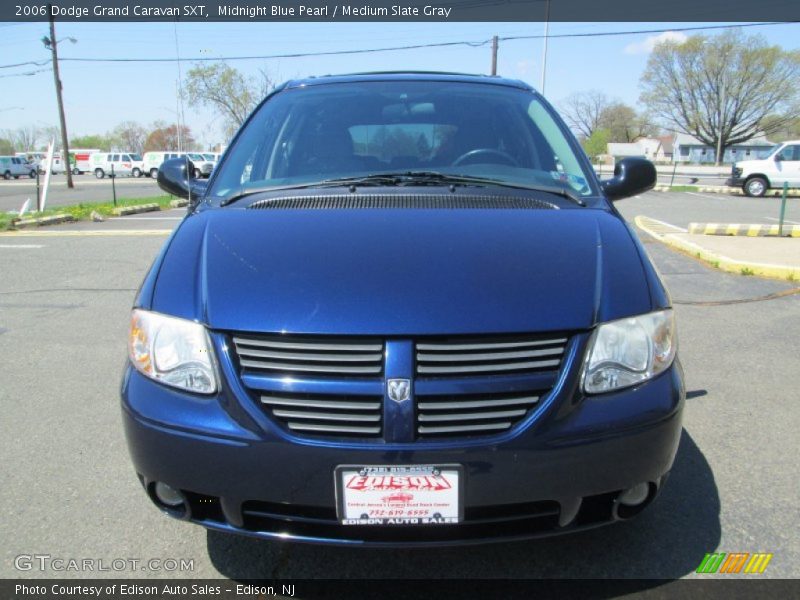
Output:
[727, 140, 800, 196]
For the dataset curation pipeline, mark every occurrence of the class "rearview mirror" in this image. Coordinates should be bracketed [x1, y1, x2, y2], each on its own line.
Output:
[600, 157, 657, 201]
[157, 157, 208, 204]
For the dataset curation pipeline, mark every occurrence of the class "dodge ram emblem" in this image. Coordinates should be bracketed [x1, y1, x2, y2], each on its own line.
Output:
[387, 379, 411, 403]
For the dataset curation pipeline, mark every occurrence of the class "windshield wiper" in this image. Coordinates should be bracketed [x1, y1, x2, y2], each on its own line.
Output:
[220, 170, 586, 207]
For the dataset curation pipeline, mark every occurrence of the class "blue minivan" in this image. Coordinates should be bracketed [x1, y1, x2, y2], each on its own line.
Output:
[122, 73, 683, 546]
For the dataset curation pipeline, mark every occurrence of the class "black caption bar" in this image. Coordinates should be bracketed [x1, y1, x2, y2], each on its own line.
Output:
[4, 0, 800, 22]
[3, 579, 800, 600]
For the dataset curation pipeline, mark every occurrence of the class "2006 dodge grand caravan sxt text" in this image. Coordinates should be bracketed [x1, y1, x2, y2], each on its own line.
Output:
[122, 72, 684, 546]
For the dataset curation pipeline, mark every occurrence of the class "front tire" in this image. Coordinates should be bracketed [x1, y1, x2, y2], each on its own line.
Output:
[744, 177, 768, 197]
[149, 168, 158, 179]
[72, 168, 80, 175]
[29, 170, 36, 178]
[3, 171, 10, 180]
[132, 168, 142, 178]
[95, 168, 105, 179]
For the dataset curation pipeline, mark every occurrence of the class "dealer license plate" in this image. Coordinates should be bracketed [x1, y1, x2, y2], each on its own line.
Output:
[335, 465, 462, 526]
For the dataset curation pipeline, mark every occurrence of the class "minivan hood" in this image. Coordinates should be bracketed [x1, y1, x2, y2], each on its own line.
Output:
[150, 206, 654, 335]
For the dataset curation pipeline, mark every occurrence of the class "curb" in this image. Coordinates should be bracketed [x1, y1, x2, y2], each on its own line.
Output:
[111, 203, 160, 216]
[634, 215, 800, 281]
[688, 223, 800, 238]
[170, 199, 188, 208]
[651, 185, 800, 197]
[13, 213, 75, 227]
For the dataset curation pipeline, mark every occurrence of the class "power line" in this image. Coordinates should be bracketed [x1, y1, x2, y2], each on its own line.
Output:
[0, 21, 793, 70]
[0, 68, 52, 78]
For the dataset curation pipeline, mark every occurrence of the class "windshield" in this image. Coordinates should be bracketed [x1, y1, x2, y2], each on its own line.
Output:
[188, 153, 205, 161]
[203, 153, 216, 160]
[130, 153, 142, 161]
[208, 80, 596, 200]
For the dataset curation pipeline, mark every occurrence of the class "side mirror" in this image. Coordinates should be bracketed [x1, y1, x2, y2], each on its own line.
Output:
[600, 157, 657, 201]
[774, 154, 782, 162]
[156, 157, 208, 203]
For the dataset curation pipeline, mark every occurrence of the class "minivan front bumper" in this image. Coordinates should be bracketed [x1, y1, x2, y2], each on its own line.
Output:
[121, 338, 684, 546]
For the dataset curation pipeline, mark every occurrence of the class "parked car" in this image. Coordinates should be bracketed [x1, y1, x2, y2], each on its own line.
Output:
[123, 73, 682, 546]
[727, 140, 800, 197]
[0, 155, 37, 179]
[15, 151, 45, 172]
[90, 152, 140, 178]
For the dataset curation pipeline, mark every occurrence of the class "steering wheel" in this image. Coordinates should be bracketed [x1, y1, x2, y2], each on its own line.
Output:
[452, 148, 519, 167]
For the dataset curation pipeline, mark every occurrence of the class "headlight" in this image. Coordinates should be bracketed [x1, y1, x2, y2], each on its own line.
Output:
[128, 309, 218, 394]
[582, 309, 677, 394]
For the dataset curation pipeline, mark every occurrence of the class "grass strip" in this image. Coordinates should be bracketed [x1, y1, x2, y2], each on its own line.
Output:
[0, 195, 176, 231]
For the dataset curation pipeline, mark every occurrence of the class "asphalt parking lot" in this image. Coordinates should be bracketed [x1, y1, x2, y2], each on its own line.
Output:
[1, 193, 798, 581]
[0, 174, 162, 213]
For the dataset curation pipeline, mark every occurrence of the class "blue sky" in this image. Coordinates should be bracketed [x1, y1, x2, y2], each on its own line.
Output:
[0, 21, 797, 147]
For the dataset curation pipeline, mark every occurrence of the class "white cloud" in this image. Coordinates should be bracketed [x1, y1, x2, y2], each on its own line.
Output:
[624, 31, 688, 55]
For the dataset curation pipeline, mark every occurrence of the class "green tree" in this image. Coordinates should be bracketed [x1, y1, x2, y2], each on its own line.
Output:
[71, 134, 111, 151]
[185, 64, 275, 139]
[640, 29, 800, 165]
[0, 138, 14, 155]
[582, 128, 610, 161]
[599, 103, 659, 142]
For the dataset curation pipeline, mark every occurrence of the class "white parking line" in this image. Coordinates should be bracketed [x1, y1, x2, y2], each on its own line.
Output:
[764, 216, 800, 225]
[686, 191, 725, 200]
[0, 244, 44, 248]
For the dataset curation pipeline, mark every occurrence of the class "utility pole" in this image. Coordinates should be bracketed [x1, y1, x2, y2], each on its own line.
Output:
[490, 35, 498, 76]
[47, 6, 74, 188]
[716, 81, 726, 166]
[540, 0, 550, 95]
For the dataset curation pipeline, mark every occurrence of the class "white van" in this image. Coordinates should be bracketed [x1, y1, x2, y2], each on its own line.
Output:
[89, 152, 142, 178]
[143, 151, 186, 179]
[0, 156, 37, 179]
[728, 140, 800, 196]
[70, 148, 101, 175]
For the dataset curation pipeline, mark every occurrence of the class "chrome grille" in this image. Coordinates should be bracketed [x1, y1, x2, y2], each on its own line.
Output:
[260, 392, 383, 437]
[415, 335, 568, 376]
[416, 392, 541, 437]
[232, 334, 384, 377]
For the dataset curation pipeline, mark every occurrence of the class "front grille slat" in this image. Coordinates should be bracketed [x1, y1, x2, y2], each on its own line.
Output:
[418, 422, 513, 434]
[414, 333, 567, 438]
[416, 338, 567, 351]
[417, 396, 539, 410]
[237, 348, 381, 363]
[235, 338, 382, 352]
[260, 392, 384, 438]
[272, 409, 381, 422]
[233, 334, 384, 377]
[231, 332, 569, 441]
[416, 334, 567, 377]
[240, 359, 382, 375]
[260, 396, 381, 410]
[288, 422, 381, 435]
[418, 409, 527, 422]
[417, 358, 561, 375]
[417, 347, 563, 362]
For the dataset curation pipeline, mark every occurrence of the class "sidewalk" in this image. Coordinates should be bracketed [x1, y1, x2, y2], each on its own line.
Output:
[635, 216, 800, 280]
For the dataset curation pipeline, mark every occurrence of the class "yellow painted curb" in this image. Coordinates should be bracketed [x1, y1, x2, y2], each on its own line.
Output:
[635, 216, 800, 281]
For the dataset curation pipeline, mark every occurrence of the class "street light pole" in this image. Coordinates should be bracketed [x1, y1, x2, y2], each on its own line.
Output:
[47, 6, 74, 188]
